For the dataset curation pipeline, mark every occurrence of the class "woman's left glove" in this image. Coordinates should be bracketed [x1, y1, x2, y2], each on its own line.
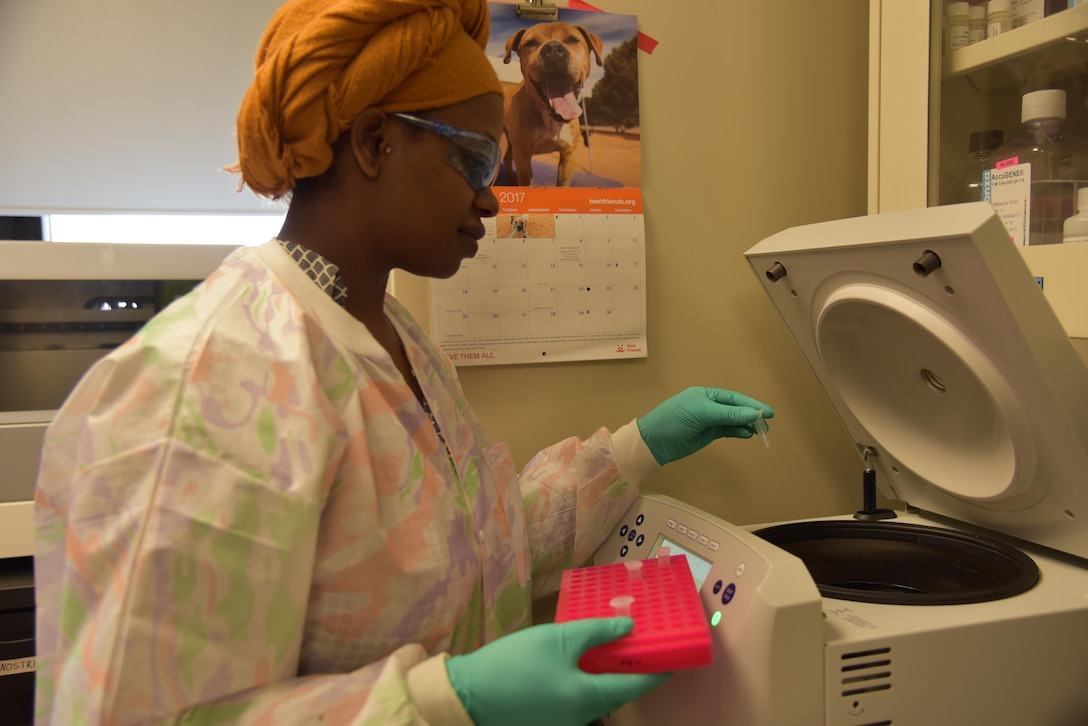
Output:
[637, 386, 774, 466]
[445, 618, 670, 726]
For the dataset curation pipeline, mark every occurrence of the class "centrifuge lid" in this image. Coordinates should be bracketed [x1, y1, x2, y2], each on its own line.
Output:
[744, 203, 1088, 560]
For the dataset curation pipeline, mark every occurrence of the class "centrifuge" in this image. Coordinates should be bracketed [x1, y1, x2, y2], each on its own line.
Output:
[593, 203, 1088, 725]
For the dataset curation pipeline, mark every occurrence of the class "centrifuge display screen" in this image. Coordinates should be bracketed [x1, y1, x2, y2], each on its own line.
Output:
[651, 534, 713, 589]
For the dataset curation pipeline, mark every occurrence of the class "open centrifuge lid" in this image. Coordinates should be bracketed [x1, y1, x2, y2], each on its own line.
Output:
[745, 203, 1088, 560]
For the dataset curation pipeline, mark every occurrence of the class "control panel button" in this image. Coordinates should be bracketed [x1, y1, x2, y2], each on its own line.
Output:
[666, 518, 677, 529]
[619, 525, 628, 538]
[708, 540, 720, 551]
[736, 562, 746, 577]
[688, 530, 698, 540]
[635, 514, 645, 526]
[620, 545, 629, 557]
[636, 534, 645, 546]
[677, 524, 688, 535]
[722, 583, 736, 605]
[698, 535, 709, 546]
[627, 530, 637, 542]
[713, 580, 723, 594]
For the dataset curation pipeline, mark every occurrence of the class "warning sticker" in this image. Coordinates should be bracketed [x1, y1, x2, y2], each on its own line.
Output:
[0, 657, 35, 676]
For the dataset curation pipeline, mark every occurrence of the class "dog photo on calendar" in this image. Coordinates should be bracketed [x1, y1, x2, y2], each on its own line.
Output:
[495, 213, 556, 239]
[486, 3, 641, 188]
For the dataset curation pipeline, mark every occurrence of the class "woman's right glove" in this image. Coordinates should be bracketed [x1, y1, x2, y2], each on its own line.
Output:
[637, 386, 774, 466]
[445, 618, 670, 726]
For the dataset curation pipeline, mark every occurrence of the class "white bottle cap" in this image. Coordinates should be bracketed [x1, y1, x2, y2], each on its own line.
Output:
[947, 1, 969, 16]
[1022, 89, 1066, 122]
[1079, 187, 1088, 213]
[969, 5, 986, 19]
[989, 0, 1011, 12]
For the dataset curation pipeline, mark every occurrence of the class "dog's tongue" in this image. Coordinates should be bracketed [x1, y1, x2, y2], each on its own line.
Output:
[546, 81, 582, 120]
[550, 91, 582, 120]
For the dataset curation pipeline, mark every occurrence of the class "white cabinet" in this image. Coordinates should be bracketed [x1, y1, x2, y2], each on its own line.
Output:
[869, 2, 1088, 213]
[868, 2, 934, 213]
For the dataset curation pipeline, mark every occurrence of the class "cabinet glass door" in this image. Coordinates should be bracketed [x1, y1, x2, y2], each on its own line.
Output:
[935, 2, 1088, 245]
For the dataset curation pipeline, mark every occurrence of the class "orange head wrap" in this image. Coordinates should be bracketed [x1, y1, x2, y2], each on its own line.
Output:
[233, 0, 503, 199]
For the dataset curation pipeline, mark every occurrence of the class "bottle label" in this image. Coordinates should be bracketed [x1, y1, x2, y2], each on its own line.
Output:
[1015, 0, 1045, 26]
[995, 156, 1020, 169]
[1064, 235, 1088, 244]
[948, 26, 970, 51]
[982, 163, 1031, 246]
[988, 16, 1012, 38]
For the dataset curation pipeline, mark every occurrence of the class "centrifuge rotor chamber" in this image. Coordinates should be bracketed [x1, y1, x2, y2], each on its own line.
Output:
[754, 520, 1039, 605]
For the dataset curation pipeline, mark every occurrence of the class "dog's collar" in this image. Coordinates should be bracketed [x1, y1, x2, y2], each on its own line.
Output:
[531, 78, 581, 124]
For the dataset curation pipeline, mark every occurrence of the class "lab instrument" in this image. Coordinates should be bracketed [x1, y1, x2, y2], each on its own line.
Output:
[595, 203, 1088, 725]
[0, 241, 237, 559]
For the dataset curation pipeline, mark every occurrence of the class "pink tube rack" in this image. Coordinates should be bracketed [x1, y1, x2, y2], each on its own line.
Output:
[554, 554, 712, 674]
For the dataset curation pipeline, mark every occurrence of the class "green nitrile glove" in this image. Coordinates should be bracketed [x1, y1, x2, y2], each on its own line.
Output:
[637, 386, 774, 466]
[445, 618, 671, 726]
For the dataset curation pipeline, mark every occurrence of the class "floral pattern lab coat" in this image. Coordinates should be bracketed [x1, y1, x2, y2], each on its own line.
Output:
[34, 241, 659, 725]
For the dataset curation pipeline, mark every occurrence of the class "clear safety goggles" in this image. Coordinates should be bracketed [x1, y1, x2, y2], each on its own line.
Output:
[390, 113, 501, 193]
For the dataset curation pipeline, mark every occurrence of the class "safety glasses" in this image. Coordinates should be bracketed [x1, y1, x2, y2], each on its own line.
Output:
[390, 113, 502, 193]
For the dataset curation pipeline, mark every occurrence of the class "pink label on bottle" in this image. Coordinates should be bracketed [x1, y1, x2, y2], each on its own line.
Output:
[995, 156, 1020, 169]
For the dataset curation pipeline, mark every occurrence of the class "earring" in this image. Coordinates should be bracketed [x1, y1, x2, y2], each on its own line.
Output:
[384, 147, 392, 154]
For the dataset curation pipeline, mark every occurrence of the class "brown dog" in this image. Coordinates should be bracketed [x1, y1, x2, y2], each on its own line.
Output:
[502, 22, 603, 187]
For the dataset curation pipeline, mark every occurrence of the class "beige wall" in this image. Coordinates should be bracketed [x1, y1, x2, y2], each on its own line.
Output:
[6, 0, 873, 527]
[401, 0, 872, 526]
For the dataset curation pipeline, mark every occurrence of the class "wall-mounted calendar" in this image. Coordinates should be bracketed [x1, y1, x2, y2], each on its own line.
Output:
[430, 188, 647, 366]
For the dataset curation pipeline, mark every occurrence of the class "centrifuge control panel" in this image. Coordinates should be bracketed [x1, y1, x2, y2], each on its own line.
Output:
[593, 492, 773, 629]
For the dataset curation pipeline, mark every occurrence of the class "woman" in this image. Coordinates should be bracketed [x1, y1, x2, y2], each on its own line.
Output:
[33, 1, 773, 723]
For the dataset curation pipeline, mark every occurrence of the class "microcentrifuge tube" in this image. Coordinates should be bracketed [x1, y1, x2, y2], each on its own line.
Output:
[754, 412, 770, 448]
[657, 547, 671, 566]
[610, 595, 635, 617]
[624, 560, 643, 581]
